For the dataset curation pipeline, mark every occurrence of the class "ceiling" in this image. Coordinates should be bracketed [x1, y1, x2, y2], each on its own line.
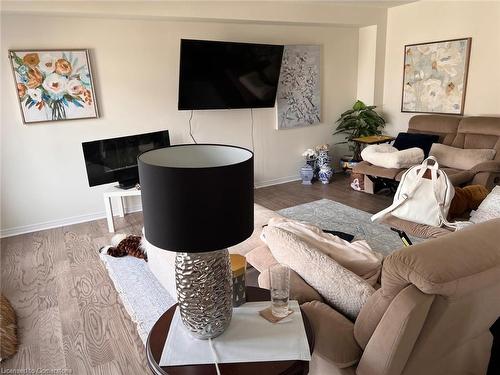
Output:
[289, 1, 418, 8]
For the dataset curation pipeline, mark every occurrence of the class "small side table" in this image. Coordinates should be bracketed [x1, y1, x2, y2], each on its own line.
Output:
[147, 286, 315, 375]
[103, 186, 141, 232]
[352, 135, 395, 145]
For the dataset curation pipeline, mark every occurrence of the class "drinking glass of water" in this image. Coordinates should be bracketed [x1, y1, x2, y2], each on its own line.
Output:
[269, 264, 290, 318]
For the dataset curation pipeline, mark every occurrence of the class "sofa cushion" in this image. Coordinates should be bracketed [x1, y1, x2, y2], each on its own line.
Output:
[441, 168, 475, 186]
[258, 268, 324, 305]
[408, 114, 461, 145]
[457, 116, 500, 137]
[393, 132, 440, 157]
[301, 300, 362, 369]
[361, 144, 424, 169]
[353, 289, 392, 349]
[381, 214, 452, 239]
[429, 143, 496, 170]
[263, 226, 375, 320]
[395, 166, 475, 186]
[452, 116, 500, 151]
[382, 219, 500, 298]
[356, 285, 435, 375]
[245, 245, 277, 273]
[471, 160, 500, 174]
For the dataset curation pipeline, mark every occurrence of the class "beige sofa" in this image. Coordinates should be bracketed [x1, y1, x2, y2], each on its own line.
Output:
[353, 115, 500, 190]
[254, 219, 500, 374]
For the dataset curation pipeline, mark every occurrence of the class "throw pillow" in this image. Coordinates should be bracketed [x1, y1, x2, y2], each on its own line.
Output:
[469, 186, 500, 224]
[263, 226, 375, 320]
[361, 144, 424, 169]
[393, 132, 440, 157]
[449, 185, 489, 219]
[429, 143, 496, 170]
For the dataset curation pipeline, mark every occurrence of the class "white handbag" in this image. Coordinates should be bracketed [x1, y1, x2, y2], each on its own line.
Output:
[371, 157, 459, 228]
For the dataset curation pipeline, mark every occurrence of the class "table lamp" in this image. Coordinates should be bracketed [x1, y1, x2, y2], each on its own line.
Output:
[138, 144, 254, 339]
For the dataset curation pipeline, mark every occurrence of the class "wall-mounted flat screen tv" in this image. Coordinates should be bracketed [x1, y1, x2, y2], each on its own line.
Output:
[178, 39, 284, 110]
[82, 130, 170, 189]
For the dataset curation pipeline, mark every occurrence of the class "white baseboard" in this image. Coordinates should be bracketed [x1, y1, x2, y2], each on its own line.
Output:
[0, 204, 143, 238]
[255, 175, 300, 188]
[1, 177, 299, 238]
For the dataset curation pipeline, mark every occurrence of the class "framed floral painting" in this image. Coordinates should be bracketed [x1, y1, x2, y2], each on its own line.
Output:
[401, 38, 471, 115]
[9, 49, 99, 124]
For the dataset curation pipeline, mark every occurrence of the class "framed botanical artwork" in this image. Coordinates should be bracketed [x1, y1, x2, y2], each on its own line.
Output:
[401, 38, 471, 115]
[9, 49, 99, 124]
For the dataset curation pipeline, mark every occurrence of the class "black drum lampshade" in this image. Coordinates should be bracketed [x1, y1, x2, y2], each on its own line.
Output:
[138, 144, 254, 252]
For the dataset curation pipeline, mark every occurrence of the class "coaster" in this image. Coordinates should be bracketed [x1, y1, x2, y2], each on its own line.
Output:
[259, 306, 293, 323]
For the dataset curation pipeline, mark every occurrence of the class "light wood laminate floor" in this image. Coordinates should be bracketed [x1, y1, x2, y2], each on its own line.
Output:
[0, 175, 391, 374]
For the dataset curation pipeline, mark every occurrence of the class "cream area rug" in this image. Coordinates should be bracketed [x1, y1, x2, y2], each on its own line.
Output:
[99, 252, 175, 344]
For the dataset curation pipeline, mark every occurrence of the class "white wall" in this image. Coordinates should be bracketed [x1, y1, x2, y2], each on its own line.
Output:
[382, 1, 500, 134]
[0, 13, 360, 235]
[357, 25, 377, 104]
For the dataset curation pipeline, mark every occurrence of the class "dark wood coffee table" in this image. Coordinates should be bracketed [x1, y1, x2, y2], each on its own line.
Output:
[146, 286, 315, 375]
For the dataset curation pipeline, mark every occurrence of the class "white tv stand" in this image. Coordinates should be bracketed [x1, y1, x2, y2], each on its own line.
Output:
[103, 185, 141, 232]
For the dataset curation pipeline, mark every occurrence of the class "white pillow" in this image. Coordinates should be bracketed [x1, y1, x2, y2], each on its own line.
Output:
[263, 226, 375, 320]
[361, 144, 424, 169]
[429, 143, 496, 170]
[470, 186, 500, 224]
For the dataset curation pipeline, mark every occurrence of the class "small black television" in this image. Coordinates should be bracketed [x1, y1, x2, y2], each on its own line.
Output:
[178, 39, 284, 110]
[82, 130, 170, 189]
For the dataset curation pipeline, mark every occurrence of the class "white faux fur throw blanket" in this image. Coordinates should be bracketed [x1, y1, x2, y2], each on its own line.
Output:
[261, 218, 383, 285]
[361, 144, 424, 169]
[263, 226, 375, 320]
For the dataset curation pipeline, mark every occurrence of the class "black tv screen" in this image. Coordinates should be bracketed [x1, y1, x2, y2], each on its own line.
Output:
[82, 130, 170, 188]
[178, 39, 284, 110]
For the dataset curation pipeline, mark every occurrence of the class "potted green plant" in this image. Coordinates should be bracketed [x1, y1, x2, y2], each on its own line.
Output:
[334, 100, 386, 162]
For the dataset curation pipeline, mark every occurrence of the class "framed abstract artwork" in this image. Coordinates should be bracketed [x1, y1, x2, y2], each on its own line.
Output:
[276, 45, 321, 129]
[401, 38, 471, 115]
[9, 49, 99, 124]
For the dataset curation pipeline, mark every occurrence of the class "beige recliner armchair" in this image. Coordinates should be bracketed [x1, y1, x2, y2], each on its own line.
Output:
[292, 219, 500, 374]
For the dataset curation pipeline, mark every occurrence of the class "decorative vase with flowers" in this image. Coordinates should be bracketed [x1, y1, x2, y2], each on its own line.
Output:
[315, 144, 333, 184]
[300, 148, 318, 185]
